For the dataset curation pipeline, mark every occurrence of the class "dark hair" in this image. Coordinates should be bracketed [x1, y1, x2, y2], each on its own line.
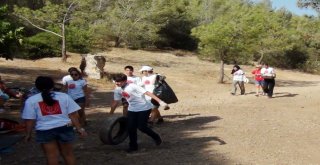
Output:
[124, 65, 134, 71]
[68, 67, 77, 73]
[35, 76, 55, 106]
[113, 73, 127, 82]
[231, 65, 241, 74]
[68, 68, 82, 79]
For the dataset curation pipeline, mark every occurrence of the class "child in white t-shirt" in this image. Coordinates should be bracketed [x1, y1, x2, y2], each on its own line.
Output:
[22, 76, 87, 165]
[110, 73, 168, 153]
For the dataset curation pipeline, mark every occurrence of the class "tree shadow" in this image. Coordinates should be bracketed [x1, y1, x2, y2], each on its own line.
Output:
[276, 79, 320, 87]
[1, 114, 232, 165]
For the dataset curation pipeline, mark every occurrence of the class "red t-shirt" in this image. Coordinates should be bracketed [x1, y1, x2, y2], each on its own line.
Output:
[251, 69, 264, 81]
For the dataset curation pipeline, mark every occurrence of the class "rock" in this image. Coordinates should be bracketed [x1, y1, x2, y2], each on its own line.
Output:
[81, 54, 106, 79]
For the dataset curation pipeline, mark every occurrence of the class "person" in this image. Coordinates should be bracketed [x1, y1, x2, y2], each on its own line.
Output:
[251, 64, 264, 96]
[22, 76, 87, 165]
[120, 65, 141, 116]
[110, 73, 168, 153]
[261, 63, 276, 98]
[231, 65, 246, 95]
[64, 68, 89, 126]
[62, 67, 77, 87]
[140, 66, 167, 124]
[0, 75, 22, 112]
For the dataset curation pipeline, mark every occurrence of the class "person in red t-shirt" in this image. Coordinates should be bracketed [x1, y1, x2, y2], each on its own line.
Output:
[251, 65, 264, 96]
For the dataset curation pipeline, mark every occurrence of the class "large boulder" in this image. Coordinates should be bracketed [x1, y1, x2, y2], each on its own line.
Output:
[80, 54, 106, 79]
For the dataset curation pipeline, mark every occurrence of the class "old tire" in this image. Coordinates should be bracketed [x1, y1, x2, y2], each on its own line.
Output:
[99, 116, 128, 145]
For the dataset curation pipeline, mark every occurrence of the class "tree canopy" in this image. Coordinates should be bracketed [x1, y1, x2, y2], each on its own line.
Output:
[1, 0, 320, 78]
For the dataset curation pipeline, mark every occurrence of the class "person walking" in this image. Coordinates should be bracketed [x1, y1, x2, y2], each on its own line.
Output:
[261, 63, 276, 98]
[22, 76, 87, 165]
[140, 66, 167, 124]
[110, 73, 168, 153]
[251, 64, 264, 96]
[231, 65, 246, 95]
[64, 68, 89, 126]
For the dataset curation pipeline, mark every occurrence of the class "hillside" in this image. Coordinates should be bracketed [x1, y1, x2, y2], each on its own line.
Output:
[1, 48, 320, 165]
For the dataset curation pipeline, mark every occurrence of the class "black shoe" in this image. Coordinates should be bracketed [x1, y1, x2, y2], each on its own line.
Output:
[154, 137, 162, 146]
[126, 147, 138, 153]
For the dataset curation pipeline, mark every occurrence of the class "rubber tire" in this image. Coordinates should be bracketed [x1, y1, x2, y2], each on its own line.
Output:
[99, 116, 128, 145]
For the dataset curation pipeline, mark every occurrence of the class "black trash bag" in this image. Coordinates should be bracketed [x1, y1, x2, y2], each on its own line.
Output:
[153, 75, 178, 104]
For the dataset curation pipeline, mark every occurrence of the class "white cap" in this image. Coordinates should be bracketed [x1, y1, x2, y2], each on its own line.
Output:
[139, 66, 153, 72]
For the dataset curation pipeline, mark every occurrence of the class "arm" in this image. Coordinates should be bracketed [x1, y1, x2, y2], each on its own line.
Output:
[69, 111, 87, 137]
[83, 84, 90, 107]
[109, 100, 119, 114]
[145, 91, 168, 107]
[24, 119, 36, 141]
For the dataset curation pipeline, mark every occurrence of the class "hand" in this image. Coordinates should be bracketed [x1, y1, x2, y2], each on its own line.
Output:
[77, 128, 88, 137]
[159, 101, 168, 107]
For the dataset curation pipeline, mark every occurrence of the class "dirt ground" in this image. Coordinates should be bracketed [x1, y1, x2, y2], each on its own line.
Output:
[1, 48, 320, 165]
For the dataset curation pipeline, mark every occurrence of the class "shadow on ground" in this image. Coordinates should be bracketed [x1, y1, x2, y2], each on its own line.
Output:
[1, 114, 230, 165]
[276, 79, 320, 87]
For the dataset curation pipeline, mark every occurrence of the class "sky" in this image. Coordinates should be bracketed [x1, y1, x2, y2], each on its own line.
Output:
[254, 0, 318, 16]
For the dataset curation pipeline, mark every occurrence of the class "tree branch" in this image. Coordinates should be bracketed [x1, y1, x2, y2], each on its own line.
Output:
[63, 1, 77, 24]
[14, 14, 62, 38]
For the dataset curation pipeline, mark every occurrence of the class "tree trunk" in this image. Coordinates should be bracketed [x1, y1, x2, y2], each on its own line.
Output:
[258, 51, 264, 64]
[61, 24, 67, 62]
[115, 37, 121, 47]
[218, 60, 225, 83]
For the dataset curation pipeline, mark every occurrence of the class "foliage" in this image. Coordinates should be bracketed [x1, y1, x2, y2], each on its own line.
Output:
[17, 32, 60, 59]
[0, 5, 23, 60]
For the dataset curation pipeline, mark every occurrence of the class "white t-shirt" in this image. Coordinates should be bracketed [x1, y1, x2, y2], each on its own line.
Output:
[127, 75, 141, 85]
[66, 79, 87, 100]
[61, 75, 72, 85]
[22, 92, 80, 130]
[261, 67, 275, 77]
[141, 74, 157, 100]
[113, 83, 153, 112]
[233, 69, 245, 81]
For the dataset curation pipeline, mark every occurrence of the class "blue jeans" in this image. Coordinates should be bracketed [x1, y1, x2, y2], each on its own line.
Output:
[127, 110, 161, 149]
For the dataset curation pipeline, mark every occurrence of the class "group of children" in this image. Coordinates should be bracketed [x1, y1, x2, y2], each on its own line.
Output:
[231, 63, 276, 98]
[14, 64, 170, 164]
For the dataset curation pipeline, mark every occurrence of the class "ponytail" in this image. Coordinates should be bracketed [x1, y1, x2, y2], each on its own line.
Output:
[35, 76, 55, 106]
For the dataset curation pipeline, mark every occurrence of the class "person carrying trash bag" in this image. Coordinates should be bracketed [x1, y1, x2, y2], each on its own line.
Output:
[109, 73, 168, 153]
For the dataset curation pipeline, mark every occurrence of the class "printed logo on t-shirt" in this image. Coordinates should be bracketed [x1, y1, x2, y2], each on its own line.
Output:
[38, 100, 62, 116]
[127, 80, 133, 84]
[68, 83, 76, 89]
[121, 91, 130, 98]
[144, 80, 150, 85]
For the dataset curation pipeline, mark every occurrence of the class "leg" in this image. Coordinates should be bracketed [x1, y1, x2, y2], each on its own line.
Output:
[268, 79, 275, 97]
[239, 81, 245, 95]
[263, 80, 269, 94]
[231, 80, 238, 94]
[137, 110, 161, 143]
[59, 142, 76, 165]
[127, 111, 138, 150]
[149, 107, 162, 123]
[78, 103, 86, 126]
[41, 141, 60, 165]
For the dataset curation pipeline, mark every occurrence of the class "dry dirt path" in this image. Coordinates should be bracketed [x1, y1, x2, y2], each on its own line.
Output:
[1, 48, 320, 165]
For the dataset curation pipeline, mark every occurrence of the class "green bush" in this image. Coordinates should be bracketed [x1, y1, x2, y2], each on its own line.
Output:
[17, 32, 60, 59]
